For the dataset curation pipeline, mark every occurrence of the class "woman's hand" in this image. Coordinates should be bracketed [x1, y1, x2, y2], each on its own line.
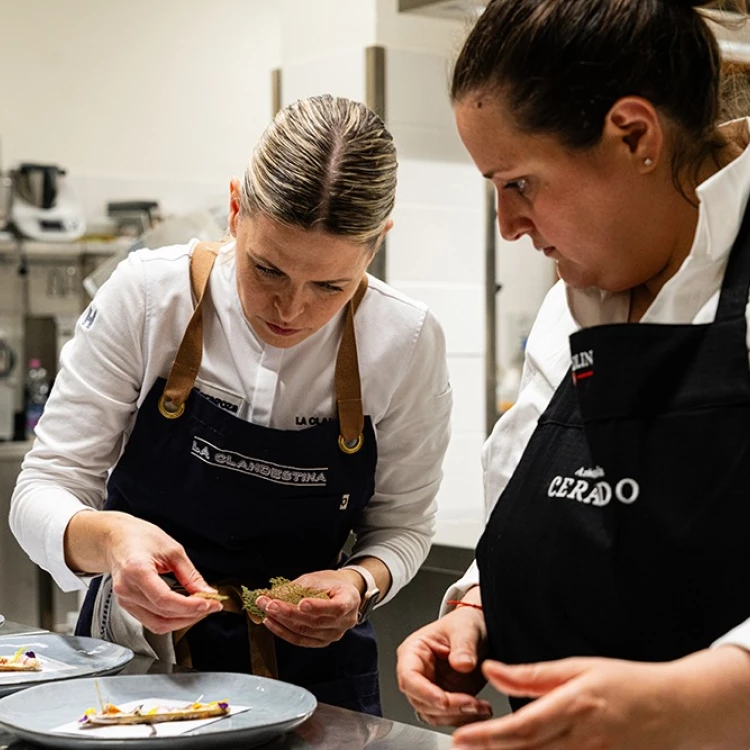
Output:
[396, 605, 492, 727]
[451, 646, 750, 750]
[66, 510, 222, 635]
[255, 569, 363, 648]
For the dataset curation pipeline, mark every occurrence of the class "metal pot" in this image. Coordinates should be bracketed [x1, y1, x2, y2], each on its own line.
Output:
[11, 163, 65, 210]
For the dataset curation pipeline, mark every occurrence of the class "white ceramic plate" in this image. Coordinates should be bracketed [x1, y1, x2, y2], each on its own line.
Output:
[0, 614, 4, 627]
[0, 672, 317, 749]
[0, 633, 133, 696]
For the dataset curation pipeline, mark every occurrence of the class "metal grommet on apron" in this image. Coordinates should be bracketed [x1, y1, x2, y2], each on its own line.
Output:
[338, 433, 364, 454]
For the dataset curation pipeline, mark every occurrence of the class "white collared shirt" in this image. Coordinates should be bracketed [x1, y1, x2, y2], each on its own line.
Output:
[10, 241, 452, 607]
[445, 119, 750, 652]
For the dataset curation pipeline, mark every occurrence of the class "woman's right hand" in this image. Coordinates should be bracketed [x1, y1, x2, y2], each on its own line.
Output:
[66, 510, 223, 634]
[396, 603, 493, 727]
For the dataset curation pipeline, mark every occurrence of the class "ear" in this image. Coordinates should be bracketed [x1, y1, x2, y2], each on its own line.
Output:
[371, 218, 394, 254]
[228, 178, 242, 236]
[603, 97, 664, 173]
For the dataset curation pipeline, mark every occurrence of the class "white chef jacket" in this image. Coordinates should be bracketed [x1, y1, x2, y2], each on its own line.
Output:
[444, 118, 750, 652]
[10, 240, 452, 607]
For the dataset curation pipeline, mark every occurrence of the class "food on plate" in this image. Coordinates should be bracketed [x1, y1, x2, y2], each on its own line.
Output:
[241, 576, 329, 623]
[79, 699, 230, 726]
[0, 645, 41, 672]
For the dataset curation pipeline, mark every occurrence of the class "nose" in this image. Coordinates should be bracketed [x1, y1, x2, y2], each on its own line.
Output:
[274, 286, 305, 323]
[496, 191, 534, 242]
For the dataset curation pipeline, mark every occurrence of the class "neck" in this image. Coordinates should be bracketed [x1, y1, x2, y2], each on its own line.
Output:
[627, 134, 745, 323]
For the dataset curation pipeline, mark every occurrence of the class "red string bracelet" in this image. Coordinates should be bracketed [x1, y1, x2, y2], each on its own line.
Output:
[447, 599, 483, 611]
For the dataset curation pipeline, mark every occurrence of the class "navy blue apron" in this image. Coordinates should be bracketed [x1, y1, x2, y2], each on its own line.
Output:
[477, 199, 750, 708]
[78, 243, 381, 714]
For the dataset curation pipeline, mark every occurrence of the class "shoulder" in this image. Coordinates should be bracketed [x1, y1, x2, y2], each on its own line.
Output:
[129, 240, 197, 275]
[122, 240, 202, 300]
[356, 275, 448, 387]
[360, 274, 431, 333]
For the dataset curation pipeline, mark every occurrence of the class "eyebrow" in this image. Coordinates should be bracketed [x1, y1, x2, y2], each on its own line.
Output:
[250, 252, 353, 285]
[482, 165, 514, 180]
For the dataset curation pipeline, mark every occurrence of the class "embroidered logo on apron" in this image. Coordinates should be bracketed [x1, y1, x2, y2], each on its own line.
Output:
[191, 437, 328, 486]
[571, 349, 594, 383]
[547, 466, 640, 506]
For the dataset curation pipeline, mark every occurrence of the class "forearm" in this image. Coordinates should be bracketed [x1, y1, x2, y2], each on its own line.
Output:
[672, 646, 750, 749]
[63, 510, 130, 575]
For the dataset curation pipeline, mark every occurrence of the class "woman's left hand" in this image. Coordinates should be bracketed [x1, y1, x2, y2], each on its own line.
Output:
[254, 570, 362, 648]
[452, 646, 750, 750]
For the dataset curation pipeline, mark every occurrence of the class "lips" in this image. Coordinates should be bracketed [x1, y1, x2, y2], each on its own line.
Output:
[266, 321, 301, 337]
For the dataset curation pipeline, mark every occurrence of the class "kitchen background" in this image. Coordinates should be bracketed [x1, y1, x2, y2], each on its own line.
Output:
[0, 0, 748, 730]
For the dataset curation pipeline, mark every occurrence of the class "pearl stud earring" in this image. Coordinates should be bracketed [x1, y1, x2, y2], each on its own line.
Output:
[644, 157, 654, 167]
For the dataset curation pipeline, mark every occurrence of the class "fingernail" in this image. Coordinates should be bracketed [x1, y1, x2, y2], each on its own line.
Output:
[300, 602, 311, 613]
[266, 602, 279, 614]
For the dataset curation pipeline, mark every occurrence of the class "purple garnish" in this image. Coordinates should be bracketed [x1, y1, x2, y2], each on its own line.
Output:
[24, 651, 35, 658]
[218, 703, 228, 710]
[78, 716, 90, 724]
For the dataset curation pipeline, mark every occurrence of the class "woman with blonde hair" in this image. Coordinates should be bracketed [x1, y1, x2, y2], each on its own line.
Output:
[12, 94, 452, 716]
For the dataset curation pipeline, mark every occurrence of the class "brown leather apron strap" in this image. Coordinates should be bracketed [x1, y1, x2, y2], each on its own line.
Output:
[172, 584, 278, 679]
[336, 276, 368, 454]
[158, 242, 220, 419]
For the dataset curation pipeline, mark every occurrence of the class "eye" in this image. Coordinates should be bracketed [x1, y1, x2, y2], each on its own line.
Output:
[316, 282, 344, 294]
[503, 178, 528, 195]
[255, 263, 282, 278]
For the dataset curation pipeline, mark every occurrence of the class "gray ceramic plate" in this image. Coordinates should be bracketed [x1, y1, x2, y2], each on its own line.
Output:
[0, 673, 317, 749]
[0, 633, 133, 697]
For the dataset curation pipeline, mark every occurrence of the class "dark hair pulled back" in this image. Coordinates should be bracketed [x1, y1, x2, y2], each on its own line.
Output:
[452, 0, 745, 183]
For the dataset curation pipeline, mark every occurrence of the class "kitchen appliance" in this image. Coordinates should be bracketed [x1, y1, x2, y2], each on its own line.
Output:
[10, 163, 85, 242]
[0, 330, 17, 441]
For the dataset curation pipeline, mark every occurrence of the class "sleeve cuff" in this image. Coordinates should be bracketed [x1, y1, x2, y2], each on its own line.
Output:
[439, 560, 480, 617]
[712, 619, 750, 652]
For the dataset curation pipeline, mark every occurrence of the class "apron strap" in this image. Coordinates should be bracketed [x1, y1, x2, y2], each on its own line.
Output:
[158, 242, 219, 418]
[172, 583, 279, 679]
[336, 277, 368, 454]
[159, 243, 368, 456]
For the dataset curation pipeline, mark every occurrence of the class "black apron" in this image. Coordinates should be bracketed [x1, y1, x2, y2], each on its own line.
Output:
[77, 243, 381, 714]
[477, 200, 750, 702]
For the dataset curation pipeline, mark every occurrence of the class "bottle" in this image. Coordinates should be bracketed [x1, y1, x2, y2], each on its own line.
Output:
[25, 358, 50, 436]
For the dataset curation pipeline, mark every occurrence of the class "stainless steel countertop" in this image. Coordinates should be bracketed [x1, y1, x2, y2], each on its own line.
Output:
[0, 624, 453, 750]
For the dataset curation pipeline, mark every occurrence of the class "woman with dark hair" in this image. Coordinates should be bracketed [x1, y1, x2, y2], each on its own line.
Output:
[397, 0, 750, 746]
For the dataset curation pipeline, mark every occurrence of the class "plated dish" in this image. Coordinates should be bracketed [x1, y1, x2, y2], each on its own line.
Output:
[0, 633, 133, 696]
[0, 672, 317, 749]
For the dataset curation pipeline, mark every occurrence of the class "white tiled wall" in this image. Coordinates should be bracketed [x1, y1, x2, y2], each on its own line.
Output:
[0, 0, 280, 221]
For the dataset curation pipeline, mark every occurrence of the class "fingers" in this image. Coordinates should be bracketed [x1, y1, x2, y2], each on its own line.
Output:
[396, 631, 491, 728]
[169, 553, 216, 596]
[122, 600, 213, 636]
[452, 670, 597, 749]
[255, 593, 356, 647]
[411, 694, 494, 727]
[451, 697, 574, 749]
[261, 613, 342, 648]
[483, 659, 591, 698]
[111, 549, 221, 633]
